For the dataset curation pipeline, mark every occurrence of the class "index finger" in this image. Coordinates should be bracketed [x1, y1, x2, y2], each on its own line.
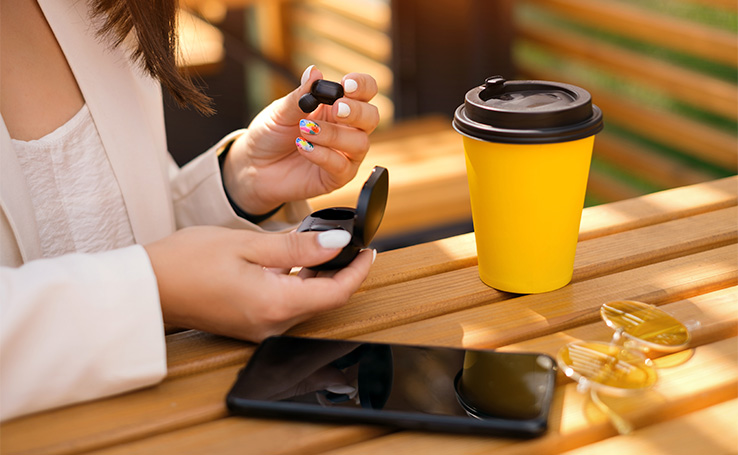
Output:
[342, 73, 378, 102]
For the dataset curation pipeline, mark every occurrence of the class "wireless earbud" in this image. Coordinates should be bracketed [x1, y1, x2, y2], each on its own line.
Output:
[299, 80, 345, 113]
[297, 166, 389, 270]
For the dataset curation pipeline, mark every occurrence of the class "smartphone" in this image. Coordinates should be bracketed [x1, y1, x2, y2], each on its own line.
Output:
[226, 336, 557, 437]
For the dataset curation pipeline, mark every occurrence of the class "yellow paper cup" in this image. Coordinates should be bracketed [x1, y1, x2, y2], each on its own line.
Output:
[454, 77, 603, 293]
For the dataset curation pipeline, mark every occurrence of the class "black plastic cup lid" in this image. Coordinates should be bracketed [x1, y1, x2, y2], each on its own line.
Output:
[355, 166, 389, 247]
[453, 76, 604, 144]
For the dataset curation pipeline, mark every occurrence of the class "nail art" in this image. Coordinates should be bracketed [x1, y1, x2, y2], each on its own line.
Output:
[299, 119, 320, 135]
[295, 137, 314, 152]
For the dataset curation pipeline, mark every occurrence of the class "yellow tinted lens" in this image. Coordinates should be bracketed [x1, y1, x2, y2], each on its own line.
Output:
[600, 301, 690, 351]
[558, 341, 658, 393]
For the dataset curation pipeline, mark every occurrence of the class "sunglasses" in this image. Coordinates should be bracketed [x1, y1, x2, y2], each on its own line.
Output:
[557, 300, 691, 433]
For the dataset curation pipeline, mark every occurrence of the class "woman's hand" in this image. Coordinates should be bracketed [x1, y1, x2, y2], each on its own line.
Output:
[221, 66, 380, 215]
[144, 226, 374, 342]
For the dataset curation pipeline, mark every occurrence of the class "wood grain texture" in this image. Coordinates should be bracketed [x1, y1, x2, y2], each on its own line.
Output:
[3, 178, 736, 455]
[352, 245, 737, 347]
[160, 181, 737, 379]
[0, 366, 239, 455]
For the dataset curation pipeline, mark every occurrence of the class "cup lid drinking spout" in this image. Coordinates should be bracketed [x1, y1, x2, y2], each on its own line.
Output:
[453, 76, 604, 144]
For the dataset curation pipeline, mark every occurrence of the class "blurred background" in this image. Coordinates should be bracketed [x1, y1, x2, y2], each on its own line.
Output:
[169, 0, 737, 250]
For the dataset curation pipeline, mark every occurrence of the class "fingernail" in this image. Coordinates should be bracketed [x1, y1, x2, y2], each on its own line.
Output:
[301, 65, 315, 86]
[299, 119, 320, 135]
[325, 384, 357, 395]
[361, 248, 377, 264]
[343, 78, 358, 93]
[318, 230, 352, 249]
[295, 137, 314, 152]
[336, 102, 350, 118]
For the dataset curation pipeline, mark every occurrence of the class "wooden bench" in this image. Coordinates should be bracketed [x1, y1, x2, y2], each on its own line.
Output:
[181, 0, 736, 247]
[2, 177, 735, 455]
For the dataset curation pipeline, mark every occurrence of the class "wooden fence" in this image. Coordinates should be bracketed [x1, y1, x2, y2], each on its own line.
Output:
[178, 0, 737, 245]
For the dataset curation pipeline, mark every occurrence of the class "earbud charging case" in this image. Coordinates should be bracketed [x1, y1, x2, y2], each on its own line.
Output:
[297, 166, 389, 270]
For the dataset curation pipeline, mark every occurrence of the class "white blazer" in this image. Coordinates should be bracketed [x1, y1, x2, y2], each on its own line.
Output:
[0, 0, 309, 421]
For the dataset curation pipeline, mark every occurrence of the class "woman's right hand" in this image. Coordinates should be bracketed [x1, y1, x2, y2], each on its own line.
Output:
[144, 227, 374, 342]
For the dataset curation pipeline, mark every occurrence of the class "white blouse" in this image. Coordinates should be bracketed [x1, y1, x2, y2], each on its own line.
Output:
[11, 104, 135, 258]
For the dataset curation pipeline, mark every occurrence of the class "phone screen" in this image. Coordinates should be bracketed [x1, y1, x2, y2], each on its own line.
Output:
[226, 336, 557, 437]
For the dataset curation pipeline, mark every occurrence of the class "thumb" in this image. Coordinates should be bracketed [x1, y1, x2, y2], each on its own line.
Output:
[271, 65, 324, 125]
[239, 229, 352, 269]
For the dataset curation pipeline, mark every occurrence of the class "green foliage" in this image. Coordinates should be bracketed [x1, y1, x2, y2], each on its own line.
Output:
[515, 0, 737, 205]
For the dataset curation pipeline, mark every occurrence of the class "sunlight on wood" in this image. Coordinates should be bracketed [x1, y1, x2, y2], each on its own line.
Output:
[459, 308, 549, 348]
[429, 234, 477, 262]
[580, 177, 737, 239]
[176, 9, 225, 73]
[651, 247, 737, 292]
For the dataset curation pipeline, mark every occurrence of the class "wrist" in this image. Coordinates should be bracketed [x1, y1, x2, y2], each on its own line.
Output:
[217, 136, 284, 223]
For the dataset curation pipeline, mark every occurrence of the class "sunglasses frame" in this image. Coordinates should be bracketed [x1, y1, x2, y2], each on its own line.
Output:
[557, 300, 691, 396]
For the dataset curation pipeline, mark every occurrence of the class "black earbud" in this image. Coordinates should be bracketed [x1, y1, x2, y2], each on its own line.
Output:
[297, 166, 389, 271]
[299, 80, 345, 113]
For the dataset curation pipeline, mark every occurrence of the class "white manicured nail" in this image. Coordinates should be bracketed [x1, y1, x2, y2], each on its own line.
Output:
[301, 65, 315, 86]
[336, 102, 350, 118]
[343, 78, 358, 93]
[318, 230, 352, 249]
[325, 384, 356, 395]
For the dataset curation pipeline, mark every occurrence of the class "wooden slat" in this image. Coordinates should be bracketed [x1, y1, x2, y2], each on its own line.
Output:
[86, 419, 390, 455]
[60, 297, 738, 455]
[586, 170, 645, 203]
[519, 64, 738, 170]
[290, 3, 392, 62]
[368, 115, 451, 143]
[0, 366, 239, 455]
[365, 175, 736, 291]
[162, 179, 738, 377]
[351, 244, 736, 347]
[560, 399, 738, 455]
[306, 0, 391, 31]
[574, 206, 736, 279]
[679, 0, 738, 11]
[524, 0, 738, 66]
[291, 34, 393, 94]
[518, 23, 738, 120]
[578, 175, 736, 240]
[159, 193, 738, 388]
[593, 133, 718, 189]
[4, 259, 735, 455]
[165, 331, 254, 379]
[498, 286, 738, 356]
[3, 180, 735, 455]
[164, 178, 737, 374]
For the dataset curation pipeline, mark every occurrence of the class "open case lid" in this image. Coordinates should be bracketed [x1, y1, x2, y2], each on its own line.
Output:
[354, 166, 389, 247]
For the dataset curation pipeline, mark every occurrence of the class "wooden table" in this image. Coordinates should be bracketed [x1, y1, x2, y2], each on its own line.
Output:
[2, 176, 736, 455]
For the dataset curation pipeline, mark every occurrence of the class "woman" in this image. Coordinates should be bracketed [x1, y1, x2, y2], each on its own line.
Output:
[0, 0, 379, 420]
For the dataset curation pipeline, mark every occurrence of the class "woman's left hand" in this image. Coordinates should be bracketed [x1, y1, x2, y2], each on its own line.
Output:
[221, 66, 380, 216]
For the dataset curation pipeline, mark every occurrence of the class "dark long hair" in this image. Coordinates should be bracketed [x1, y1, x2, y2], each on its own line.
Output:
[91, 0, 214, 115]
